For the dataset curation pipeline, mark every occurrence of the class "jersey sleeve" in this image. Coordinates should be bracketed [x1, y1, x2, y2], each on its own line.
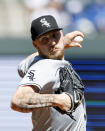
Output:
[19, 60, 55, 91]
[18, 55, 43, 78]
[18, 57, 35, 78]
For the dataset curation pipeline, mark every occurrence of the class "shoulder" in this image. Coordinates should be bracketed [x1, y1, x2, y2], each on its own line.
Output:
[18, 55, 43, 78]
[30, 59, 70, 75]
[31, 59, 69, 67]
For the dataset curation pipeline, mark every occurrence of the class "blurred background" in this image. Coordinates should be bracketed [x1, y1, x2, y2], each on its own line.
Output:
[0, 0, 105, 131]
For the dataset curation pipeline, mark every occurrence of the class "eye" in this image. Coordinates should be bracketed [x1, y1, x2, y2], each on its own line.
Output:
[52, 32, 60, 40]
[52, 33, 56, 39]
[40, 36, 49, 44]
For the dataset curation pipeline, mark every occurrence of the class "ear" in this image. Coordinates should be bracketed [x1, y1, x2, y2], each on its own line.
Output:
[32, 41, 37, 48]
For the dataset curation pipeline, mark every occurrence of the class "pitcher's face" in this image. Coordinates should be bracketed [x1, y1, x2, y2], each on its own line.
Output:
[33, 30, 65, 60]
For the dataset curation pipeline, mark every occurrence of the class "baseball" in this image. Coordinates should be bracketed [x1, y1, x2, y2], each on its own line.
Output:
[73, 36, 83, 42]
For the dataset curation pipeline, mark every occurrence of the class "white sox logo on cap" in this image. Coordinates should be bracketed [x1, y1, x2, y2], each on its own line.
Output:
[31, 15, 62, 40]
[40, 18, 51, 28]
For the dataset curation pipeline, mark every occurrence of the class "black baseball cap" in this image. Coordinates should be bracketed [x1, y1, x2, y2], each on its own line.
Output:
[31, 15, 62, 41]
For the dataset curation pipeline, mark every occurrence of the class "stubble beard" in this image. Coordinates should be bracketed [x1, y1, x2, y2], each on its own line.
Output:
[48, 50, 64, 60]
[38, 49, 64, 60]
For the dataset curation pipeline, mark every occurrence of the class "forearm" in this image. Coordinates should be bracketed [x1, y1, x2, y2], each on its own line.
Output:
[11, 93, 56, 113]
[11, 86, 71, 113]
[11, 92, 71, 113]
[21, 93, 58, 108]
[11, 92, 59, 113]
[11, 102, 33, 113]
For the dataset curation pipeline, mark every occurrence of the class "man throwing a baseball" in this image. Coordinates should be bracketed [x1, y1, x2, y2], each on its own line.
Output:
[11, 15, 86, 131]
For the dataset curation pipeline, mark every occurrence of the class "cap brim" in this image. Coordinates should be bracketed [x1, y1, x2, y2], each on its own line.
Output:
[35, 27, 62, 39]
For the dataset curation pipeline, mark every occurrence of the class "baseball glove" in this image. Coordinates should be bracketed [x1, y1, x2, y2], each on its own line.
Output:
[55, 64, 84, 120]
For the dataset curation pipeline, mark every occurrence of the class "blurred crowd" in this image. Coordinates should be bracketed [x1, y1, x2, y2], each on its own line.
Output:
[0, 0, 105, 38]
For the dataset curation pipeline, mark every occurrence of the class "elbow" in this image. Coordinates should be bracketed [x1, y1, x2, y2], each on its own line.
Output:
[11, 95, 31, 113]
[11, 96, 19, 110]
[11, 101, 21, 112]
[11, 95, 22, 112]
[11, 93, 21, 106]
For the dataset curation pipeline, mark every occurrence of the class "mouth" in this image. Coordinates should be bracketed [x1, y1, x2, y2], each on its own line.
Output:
[50, 47, 60, 52]
[49, 48, 59, 55]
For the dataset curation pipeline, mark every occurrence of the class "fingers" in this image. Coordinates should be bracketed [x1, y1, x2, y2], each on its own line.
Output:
[65, 31, 84, 41]
[64, 31, 84, 49]
[70, 42, 82, 48]
[71, 31, 84, 39]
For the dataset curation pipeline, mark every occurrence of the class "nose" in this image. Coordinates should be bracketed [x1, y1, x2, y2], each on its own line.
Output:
[49, 38, 56, 47]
